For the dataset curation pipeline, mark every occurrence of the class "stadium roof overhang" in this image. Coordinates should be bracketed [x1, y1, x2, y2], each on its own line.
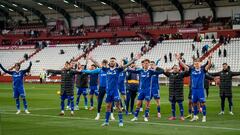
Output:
[2, 0, 48, 26]
[0, 7, 11, 20]
[0, 1, 29, 22]
[98, 0, 125, 26]
[169, 0, 184, 23]
[206, 0, 217, 21]
[135, 0, 154, 24]
[33, 0, 72, 28]
[66, 0, 97, 27]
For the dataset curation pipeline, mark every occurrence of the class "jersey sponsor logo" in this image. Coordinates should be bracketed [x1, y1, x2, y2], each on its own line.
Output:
[13, 72, 21, 77]
[107, 70, 117, 75]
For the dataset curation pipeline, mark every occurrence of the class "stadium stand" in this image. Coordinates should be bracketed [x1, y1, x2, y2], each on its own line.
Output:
[0, 49, 36, 69]
[20, 44, 84, 75]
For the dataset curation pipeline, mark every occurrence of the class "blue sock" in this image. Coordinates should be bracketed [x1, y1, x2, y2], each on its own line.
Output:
[134, 108, 140, 117]
[118, 112, 123, 123]
[90, 97, 93, 107]
[193, 105, 198, 115]
[70, 99, 74, 111]
[202, 105, 206, 116]
[171, 102, 176, 117]
[16, 98, 20, 110]
[67, 99, 70, 107]
[61, 99, 65, 111]
[76, 95, 80, 106]
[105, 111, 111, 123]
[145, 108, 150, 117]
[157, 106, 160, 113]
[22, 99, 28, 110]
[178, 102, 184, 117]
[84, 96, 88, 106]
[188, 108, 192, 114]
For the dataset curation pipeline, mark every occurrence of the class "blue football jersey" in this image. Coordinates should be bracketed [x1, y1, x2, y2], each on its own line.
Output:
[99, 69, 107, 87]
[190, 66, 206, 89]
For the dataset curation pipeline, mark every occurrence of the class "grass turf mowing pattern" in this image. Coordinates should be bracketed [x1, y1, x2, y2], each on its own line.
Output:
[0, 83, 240, 135]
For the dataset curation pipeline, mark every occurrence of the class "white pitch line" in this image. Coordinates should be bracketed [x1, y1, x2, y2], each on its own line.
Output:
[1, 112, 240, 131]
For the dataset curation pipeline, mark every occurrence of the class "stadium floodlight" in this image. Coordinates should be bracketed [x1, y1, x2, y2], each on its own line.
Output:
[0, 5, 5, 8]
[48, 7, 53, 10]
[130, 0, 135, 3]
[63, 0, 69, 4]
[9, 8, 14, 12]
[101, 2, 106, 5]
[22, 8, 28, 11]
[74, 4, 79, 8]
[12, 4, 18, 7]
[37, 2, 43, 6]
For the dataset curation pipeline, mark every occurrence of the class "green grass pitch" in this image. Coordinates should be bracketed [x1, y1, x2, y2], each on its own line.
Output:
[0, 83, 240, 135]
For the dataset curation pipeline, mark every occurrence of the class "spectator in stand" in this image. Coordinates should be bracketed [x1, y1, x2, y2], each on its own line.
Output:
[192, 44, 195, 51]
[219, 35, 225, 44]
[211, 34, 215, 39]
[197, 49, 200, 58]
[223, 48, 227, 57]
[169, 52, 172, 62]
[227, 35, 231, 44]
[78, 44, 81, 50]
[212, 38, 217, 44]
[130, 52, 134, 60]
[218, 49, 222, 57]
[164, 54, 167, 63]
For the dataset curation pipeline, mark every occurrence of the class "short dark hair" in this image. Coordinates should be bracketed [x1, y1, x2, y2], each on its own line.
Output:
[222, 63, 228, 65]
[172, 64, 178, 69]
[110, 57, 116, 60]
[150, 61, 155, 64]
[15, 63, 21, 68]
[141, 60, 144, 63]
[91, 64, 97, 68]
[193, 58, 200, 62]
[143, 59, 150, 63]
[102, 59, 108, 64]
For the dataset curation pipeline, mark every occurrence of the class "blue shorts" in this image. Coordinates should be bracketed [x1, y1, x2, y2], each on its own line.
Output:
[192, 88, 205, 103]
[77, 87, 88, 96]
[151, 89, 160, 99]
[13, 88, 25, 99]
[90, 85, 99, 96]
[138, 91, 151, 101]
[61, 92, 74, 101]
[118, 84, 126, 95]
[105, 90, 121, 103]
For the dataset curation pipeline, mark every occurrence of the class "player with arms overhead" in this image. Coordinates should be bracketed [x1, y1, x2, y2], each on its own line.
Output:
[0, 61, 32, 114]
[130, 59, 165, 122]
[81, 54, 140, 127]
[179, 53, 212, 122]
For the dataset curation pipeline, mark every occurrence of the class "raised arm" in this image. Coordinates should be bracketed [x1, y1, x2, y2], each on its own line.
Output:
[127, 68, 142, 74]
[163, 68, 173, 77]
[122, 53, 141, 69]
[205, 73, 214, 81]
[81, 68, 101, 74]
[208, 71, 221, 77]
[47, 69, 62, 75]
[0, 63, 14, 75]
[88, 54, 101, 68]
[22, 62, 32, 74]
[176, 53, 189, 71]
[205, 54, 212, 71]
[231, 71, 240, 76]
